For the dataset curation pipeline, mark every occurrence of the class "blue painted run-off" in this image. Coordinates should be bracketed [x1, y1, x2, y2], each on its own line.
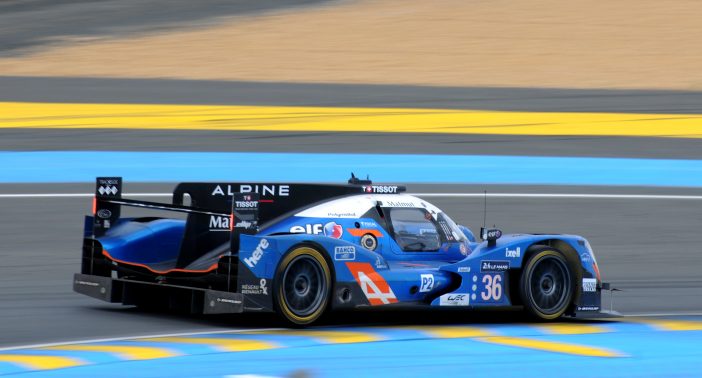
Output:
[1, 151, 702, 186]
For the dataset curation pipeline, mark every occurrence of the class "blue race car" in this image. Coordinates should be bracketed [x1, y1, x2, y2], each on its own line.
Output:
[74, 176, 610, 325]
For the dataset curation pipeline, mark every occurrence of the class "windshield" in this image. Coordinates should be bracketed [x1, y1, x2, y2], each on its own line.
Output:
[437, 212, 467, 243]
[387, 207, 441, 252]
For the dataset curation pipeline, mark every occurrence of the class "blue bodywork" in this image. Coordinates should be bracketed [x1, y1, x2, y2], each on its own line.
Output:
[90, 202, 602, 314]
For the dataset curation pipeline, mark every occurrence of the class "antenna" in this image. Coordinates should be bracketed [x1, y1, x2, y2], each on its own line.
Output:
[483, 190, 487, 230]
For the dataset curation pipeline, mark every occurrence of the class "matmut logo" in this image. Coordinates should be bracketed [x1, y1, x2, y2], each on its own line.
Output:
[345, 262, 398, 306]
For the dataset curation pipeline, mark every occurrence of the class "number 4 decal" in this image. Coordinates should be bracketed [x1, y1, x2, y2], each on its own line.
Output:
[481, 274, 503, 301]
[346, 262, 398, 306]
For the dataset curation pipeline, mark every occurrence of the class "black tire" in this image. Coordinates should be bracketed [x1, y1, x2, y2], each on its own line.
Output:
[520, 248, 574, 320]
[274, 245, 332, 325]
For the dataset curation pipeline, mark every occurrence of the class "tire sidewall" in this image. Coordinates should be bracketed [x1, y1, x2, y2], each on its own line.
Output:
[274, 245, 332, 325]
[520, 249, 574, 320]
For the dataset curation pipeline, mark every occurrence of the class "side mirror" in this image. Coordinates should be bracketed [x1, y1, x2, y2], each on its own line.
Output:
[480, 227, 502, 247]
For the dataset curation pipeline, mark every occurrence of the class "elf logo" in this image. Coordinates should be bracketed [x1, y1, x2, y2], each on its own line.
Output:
[290, 222, 343, 239]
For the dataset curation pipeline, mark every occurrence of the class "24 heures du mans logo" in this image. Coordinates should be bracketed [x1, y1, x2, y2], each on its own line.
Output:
[480, 260, 510, 272]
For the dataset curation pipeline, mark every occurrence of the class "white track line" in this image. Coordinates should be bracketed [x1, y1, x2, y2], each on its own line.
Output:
[622, 311, 702, 317]
[413, 193, 702, 200]
[0, 193, 171, 198]
[2, 192, 702, 200]
[0, 327, 283, 352]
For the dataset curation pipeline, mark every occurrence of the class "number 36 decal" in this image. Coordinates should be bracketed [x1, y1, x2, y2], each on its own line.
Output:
[481, 274, 503, 301]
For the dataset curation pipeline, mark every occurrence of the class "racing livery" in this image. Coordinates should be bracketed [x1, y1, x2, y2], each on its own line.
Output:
[74, 176, 611, 325]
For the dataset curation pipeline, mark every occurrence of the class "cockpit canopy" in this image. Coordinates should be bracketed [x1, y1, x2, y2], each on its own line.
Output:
[296, 194, 467, 252]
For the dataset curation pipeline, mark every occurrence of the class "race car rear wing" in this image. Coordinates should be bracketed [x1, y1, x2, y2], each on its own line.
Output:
[90, 177, 261, 269]
[89, 176, 407, 269]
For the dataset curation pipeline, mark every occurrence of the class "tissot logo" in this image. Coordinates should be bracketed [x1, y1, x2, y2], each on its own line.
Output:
[212, 184, 290, 197]
[362, 185, 399, 194]
[235, 200, 258, 208]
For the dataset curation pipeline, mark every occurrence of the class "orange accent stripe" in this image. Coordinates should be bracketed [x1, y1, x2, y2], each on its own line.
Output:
[92, 197, 97, 214]
[102, 249, 219, 274]
[593, 262, 601, 282]
[347, 228, 383, 237]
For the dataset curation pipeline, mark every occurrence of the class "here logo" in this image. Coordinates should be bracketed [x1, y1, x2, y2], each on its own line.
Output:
[243, 239, 269, 268]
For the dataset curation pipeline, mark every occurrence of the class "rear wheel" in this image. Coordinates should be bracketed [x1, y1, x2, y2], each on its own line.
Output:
[275, 245, 331, 325]
[520, 248, 574, 320]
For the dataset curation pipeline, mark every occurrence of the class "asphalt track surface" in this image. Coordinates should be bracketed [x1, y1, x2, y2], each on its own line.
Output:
[2, 183, 702, 348]
[2, 76, 702, 159]
[0, 0, 332, 56]
[1, 63, 702, 351]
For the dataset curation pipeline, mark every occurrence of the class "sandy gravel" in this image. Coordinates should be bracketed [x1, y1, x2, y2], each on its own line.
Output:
[1, 0, 701, 89]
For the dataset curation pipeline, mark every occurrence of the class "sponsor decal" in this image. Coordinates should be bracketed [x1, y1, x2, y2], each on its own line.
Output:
[215, 297, 242, 305]
[96, 209, 112, 219]
[360, 221, 377, 228]
[505, 247, 521, 258]
[243, 239, 269, 268]
[74, 280, 99, 287]
[346, 262, 398, 305]
[290, 224, 323, 234]
[362, 185, 399, 194]
[457, 266, 470, 273]
[327, 212, 357, 218]
[420, 274, 434, 293]
[234, 200, 258, 208]
[235, 220, 253, 228]
[334, 246, 356, 261]
[212, 184, 290, 197]
[240, 279, 268, 295]
[480, 260, 509, 272]
[209, 215, 230, 231]
[580, 252, 592, 263]
[98, 185, 119, 196]
[582, 278, 597, 292]
[482, 228, 502, 240]
[384, 200, 416, 208]
[439, 293, 470, 306]
[459, 243, 469, 256]
[375, 255, 388, 269]
[324, 222, 343, 239]
[577, 306, 600, 311]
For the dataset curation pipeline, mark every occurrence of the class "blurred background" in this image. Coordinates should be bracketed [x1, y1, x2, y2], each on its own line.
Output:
[1, 0, 701, 376]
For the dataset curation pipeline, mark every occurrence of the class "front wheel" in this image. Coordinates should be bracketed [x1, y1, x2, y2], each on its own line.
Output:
[274, 245, 332, 325]
[520, 248, 574, 320]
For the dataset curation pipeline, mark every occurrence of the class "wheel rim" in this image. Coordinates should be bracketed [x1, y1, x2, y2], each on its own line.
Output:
[528, 255, 571, 315]
[281, 255, 326, 317]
